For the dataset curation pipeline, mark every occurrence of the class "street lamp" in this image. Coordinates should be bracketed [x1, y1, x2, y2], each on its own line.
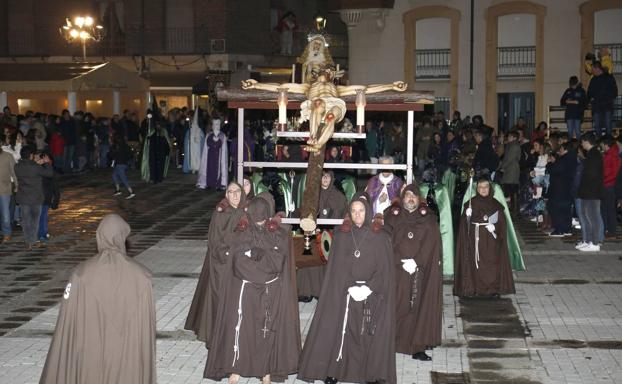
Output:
[315, 14, 326, 31]
[59, 16, 104, 61]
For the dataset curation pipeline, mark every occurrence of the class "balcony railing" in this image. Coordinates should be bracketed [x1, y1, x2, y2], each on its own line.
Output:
[415, 49, 450, 79]
[2, 27, 349, 61]
[594, 43, 622, 74]
[497, 46, 535, 78]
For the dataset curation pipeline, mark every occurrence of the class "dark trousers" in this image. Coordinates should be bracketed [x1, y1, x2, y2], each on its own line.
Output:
[550, 199, 572, 233]
[21, 204, 41, 245]
[601, 186, 617, 236]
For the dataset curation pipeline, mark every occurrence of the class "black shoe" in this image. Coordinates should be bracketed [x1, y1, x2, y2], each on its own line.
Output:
[298, 296, 313, 303]
[412, 352, 432, 361]
[324, 377, 338, 384]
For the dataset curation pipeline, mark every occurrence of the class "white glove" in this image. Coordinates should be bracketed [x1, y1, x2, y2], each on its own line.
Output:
[348, 285, 372, 302]
[466, 207, 472, 218]
[485, 224, 497, 238]
[401, 259, 417, 275]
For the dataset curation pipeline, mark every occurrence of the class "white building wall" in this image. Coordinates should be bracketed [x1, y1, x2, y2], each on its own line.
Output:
[347, 0, 620, 123]
[416, 18, 451, 49]
[498, 14, 535, 47]
[594, 9, 622, 44]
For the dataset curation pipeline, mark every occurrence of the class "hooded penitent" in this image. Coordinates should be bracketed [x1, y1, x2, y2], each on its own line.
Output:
[141, 121, 171, 183]
[185, 182, 247, 345]
[384, 183, 443, 355]
[203, 194, 300, 380]
[297, 171, 347, 298]
[454, 180, 515, 297]
[298, 195, 397, 384]
[197, 119, 228, 189]
[183, 108, 205, 173]
[40, 214, 156, 384]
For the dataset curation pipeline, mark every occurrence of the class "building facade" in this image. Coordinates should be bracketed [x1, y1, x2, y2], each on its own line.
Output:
[0, 0, 347, 115]
[341, 0, 622, 132]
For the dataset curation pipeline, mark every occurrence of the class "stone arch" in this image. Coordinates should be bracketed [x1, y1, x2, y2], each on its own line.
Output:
[403, 6, 461, 114]
[485, 1, 546, 130]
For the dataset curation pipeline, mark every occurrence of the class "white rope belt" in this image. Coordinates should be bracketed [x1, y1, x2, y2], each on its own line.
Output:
[336, 280, 366, 362]
[232, 276, 280, 367]
[336, 293, 351, 362]
[471, 222, 497, 269]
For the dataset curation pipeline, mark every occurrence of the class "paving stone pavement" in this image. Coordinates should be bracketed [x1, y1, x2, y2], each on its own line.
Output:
[2, 170, 622, 383]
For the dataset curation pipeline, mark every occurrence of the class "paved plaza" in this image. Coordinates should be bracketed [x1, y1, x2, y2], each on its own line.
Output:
[1, 170, 622, 383]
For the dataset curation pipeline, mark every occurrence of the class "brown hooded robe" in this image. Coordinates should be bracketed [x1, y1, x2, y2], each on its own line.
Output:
[297, 172, 347, 298]
[298, 196, 397, 384]
[384, 184, 443, 355]
[40, 214, 156, 384]
[185, 182, 247, 344]
[454, 191, 516, 297]
[204, 195, 300, 380]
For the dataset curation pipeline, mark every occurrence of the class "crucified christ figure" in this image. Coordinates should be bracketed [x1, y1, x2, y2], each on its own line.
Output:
[241, 66, 406, 152]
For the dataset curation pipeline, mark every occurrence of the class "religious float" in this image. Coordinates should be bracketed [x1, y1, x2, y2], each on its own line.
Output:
[214, 34, 468, 273]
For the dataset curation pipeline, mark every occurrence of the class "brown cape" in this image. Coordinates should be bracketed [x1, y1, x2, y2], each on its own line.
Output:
[40, 214, 156, 384]
[298, 197, 397, 384]
[454, 194, 516, 296]
[185, 184, 247, 345]
[384, 203, 443, 355]
[204, 198, 300, 380]
[297, 183, 347, 298]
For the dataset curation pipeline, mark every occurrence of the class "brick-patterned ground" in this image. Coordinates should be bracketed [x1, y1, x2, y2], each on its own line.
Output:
[2, 170, 622, 383]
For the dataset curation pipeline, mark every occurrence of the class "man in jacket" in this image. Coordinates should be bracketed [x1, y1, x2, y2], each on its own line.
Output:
[600, 136, 620, 239]
[0, 138, 17, 242]
[14, 146, 53, 249]
[577, 133, 604, 251]
[587, 61, 618, 137]
[59, 110, 77, 172]
[546, 142, 577, 237]
[473, 129, 499, 178]
[499, 131, 521, 213]
[561, 76, 587, 139]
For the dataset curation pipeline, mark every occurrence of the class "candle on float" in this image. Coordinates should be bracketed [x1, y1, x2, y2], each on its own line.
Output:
[277, 88, 288, 125]
[355, 89, 366, 127]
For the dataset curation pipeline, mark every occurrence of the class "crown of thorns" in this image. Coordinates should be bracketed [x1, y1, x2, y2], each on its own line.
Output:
[307, 33, 330, 47]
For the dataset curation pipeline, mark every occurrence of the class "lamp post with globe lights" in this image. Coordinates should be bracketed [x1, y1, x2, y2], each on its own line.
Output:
[59, 16, 104, 61]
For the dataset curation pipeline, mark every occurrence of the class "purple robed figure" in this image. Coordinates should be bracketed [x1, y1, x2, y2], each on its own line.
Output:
[229, 127, 255, 181]
[197, 119, 228, 190]
[365, 173, 404, 215]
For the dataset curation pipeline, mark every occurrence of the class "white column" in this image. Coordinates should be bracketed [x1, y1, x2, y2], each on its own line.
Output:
[0, 91, 7, 108]
[146, 91, 152, 106]
[237, 108, 244, 184]
[112, 90, 121, 115]
[67, 91, 77, 115]
[406, 110, 414, 184]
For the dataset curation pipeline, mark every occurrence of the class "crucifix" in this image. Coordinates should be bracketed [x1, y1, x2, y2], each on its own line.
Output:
[241, 34, 407, 233]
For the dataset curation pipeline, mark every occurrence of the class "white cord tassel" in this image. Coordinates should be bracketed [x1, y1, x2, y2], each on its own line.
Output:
[474, 224, 481, 269]
[336, 293, 351, 362]
[232, 280, 249, 367]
